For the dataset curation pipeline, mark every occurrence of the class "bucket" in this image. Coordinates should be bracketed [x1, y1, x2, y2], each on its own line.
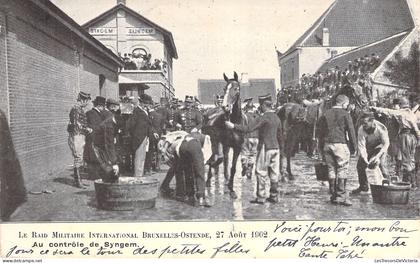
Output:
[314, 162, 329, 181]
[94, 177, 159, 211]
[370, 180, 411, 205]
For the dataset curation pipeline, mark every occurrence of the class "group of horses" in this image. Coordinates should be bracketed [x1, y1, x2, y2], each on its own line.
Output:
[202, 71, 370, 199]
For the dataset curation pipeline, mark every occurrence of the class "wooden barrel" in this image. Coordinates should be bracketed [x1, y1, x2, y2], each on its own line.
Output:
[370, 180, 410, 205]
[94, 177, 159, 211]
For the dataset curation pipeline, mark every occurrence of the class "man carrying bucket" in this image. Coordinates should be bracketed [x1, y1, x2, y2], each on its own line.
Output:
[317, 95, 357, 206]
[351, 112, 390, 194]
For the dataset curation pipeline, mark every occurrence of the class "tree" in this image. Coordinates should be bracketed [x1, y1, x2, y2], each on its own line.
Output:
[383, 41, 419, 93]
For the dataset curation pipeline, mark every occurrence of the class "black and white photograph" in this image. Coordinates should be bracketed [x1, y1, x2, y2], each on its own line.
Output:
[0, 0, 419, 223]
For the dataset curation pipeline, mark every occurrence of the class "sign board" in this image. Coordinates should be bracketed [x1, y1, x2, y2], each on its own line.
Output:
[127, 27, 156, 35]
[89, 28, 117, 35]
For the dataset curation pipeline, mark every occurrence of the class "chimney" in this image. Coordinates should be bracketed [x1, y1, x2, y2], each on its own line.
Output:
[322, 27, 329, 46]
[240, 73, 249, 84]
[117, 0, 126, 5]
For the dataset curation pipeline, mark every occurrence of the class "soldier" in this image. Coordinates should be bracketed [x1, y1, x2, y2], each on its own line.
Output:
[85, 96, 106, 179]
[148, 102, 166, 172]
[202, 94, 225, 167]
[372, 97, 420, 187]
[174, 95, 203, 133]
[67, 91, 92, 188]
[241, 98, 259, 178]
[317, 95, 357, 206]
[91, 103, 120, 183]
[166, 98, 179, 132]
[226, 95, 283, 204]
[156, 97, 171, 134]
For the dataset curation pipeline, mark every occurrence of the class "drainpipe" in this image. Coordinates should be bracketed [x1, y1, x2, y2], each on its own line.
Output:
[1, 8, 11, 123]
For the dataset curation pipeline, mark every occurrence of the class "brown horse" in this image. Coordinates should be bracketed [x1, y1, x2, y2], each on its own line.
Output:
[277, 83, 368, 178]
[202, 72, 244, 199]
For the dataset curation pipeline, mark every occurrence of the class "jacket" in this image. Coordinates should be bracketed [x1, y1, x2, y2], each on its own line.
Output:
[234, 111, 282, 150]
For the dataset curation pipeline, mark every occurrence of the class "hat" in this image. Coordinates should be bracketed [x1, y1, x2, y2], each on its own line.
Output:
[244, 97, 253, 103]
[335, 94, 349, 105]
[171, 97, 178, 103]
[78, 91, 91, 100]
[194, 96, 201, 104]
[139, 94, 153, 105]
[93, 96, 106, 106]
[258, 94, 272, 104]
[399, 97, 410, 108]
[106, 98, 119, 106]
[185, 95, 194, 103]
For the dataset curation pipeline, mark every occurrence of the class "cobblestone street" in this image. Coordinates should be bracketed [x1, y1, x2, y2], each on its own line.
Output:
[11, 152, 420, 221]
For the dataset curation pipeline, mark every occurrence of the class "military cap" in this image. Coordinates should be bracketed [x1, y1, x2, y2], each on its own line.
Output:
[185, 95, 194, 103]
[78, 91, 91, 100]
[106, 98, 119, 106]
[194, 96, 201, 103]
[216, 94, 224, 100]
[93, 96, 106, 106]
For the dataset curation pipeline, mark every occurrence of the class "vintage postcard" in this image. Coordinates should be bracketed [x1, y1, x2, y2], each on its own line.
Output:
[0, 0, 419, 261]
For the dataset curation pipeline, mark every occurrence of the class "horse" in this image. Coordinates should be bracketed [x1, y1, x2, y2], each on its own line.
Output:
[277, 82, 368, 179]
[202, 72, 245, 199]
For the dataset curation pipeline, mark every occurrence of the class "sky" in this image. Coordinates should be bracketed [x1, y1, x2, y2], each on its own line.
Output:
[51, 0, 334, 99]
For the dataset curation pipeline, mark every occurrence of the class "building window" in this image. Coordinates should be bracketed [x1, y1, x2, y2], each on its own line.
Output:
[291, 67, 295, 80]
[99, 74, 106, 96]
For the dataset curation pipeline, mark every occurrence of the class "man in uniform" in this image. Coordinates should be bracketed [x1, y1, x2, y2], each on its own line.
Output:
[226, 95, 283, 204]
[67, 91, 92, 188]
[85, 96, 106, 179]
[241, 97, 259, 178]
[202, 94, 225, 167]
[317, 95, 357, 206]
[156, 97, 171, 134]
[148, 102, 166, 172]
[372, 97, 420, 187]
[92, 103, 120, 183]
[166, 98, 179, 132]
[174, 95, 203, 133]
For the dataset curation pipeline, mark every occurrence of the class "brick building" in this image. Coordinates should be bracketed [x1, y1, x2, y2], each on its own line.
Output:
[0, 0, 123, 186]
[198, 74, 276, 107]
[277, 0, 417, 97]
[82, 0, 178, 101]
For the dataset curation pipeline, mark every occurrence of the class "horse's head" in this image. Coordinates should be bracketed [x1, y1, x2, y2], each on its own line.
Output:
[339, 82, 368, 109]
[222, 72, 240, 111]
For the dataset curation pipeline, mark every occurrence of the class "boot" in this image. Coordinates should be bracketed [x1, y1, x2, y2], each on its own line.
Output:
[328, 178, 335, 195]
[73, 167, 87, 189]
[337, 178, 352, 206]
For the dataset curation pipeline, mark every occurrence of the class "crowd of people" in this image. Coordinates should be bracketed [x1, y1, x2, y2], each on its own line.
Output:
[67, 78, 419, 209]
[277, 53, 381, 104]
[120, 52, 167, 71]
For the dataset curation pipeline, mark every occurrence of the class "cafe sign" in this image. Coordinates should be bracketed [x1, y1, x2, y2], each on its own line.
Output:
[127, 27, 156, 35]
[89, 28, 117, 35]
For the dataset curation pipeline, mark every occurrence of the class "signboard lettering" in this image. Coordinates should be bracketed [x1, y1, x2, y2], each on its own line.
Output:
[127, 27, 156, 35]
[89, 28, 117, 35]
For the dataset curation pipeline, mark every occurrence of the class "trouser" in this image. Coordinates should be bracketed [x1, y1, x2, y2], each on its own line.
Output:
[161, 157, 184, 195]
[134, 137, 148, 177]
[255, 145, 280, 201]
[397, 132, 417, 174]
[179, 139, 206, 198]
[68, 134, 85, 169]
[241, 138, 258, 175]
[323, 143, 350, 201]
[356, 147, 388, 190]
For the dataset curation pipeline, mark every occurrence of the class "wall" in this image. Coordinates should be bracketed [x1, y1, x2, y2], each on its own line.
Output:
[0, 0, 119, 187]
[0, 10, 8, 117]
[279, 50, 299, 88]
